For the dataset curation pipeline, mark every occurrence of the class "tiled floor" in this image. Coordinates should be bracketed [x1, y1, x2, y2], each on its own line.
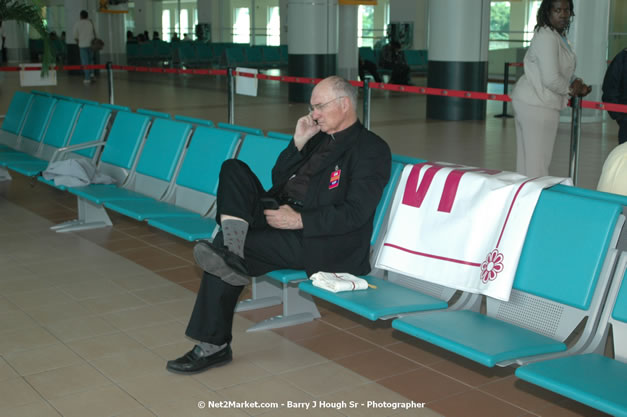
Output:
[0, 69, 619, 416]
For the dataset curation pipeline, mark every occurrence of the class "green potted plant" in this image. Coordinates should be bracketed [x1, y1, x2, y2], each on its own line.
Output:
[0, 0, 53, 74]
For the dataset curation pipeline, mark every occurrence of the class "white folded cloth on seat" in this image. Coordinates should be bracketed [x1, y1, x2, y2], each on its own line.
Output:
[310, 272, 369, 293]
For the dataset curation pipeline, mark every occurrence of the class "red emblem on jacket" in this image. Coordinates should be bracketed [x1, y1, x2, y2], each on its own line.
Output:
[329, 169, 341, 189]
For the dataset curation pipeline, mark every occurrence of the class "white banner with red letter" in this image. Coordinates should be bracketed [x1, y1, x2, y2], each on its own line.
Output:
[375, 162, 571, 301]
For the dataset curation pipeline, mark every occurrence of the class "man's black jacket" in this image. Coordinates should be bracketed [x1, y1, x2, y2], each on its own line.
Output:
[269, 121, 391, 276]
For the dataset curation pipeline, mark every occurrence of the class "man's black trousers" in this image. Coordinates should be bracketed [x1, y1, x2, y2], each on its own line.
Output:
[185, 159, 306, 345]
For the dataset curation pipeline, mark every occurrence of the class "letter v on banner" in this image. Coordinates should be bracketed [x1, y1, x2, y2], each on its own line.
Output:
[402, 163, 501, 213]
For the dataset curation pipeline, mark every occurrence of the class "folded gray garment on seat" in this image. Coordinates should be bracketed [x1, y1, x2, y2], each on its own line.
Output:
[43, 158, 115, 187]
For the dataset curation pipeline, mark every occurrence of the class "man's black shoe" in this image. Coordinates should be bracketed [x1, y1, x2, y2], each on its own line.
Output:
[166, 345, 232, 374]
[193, 241, 250, 285]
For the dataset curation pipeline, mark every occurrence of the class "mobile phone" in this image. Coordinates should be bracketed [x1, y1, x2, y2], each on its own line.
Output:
[260, 197, 280, 210]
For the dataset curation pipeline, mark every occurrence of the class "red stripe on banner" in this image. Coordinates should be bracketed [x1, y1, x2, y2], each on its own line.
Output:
[383, 243, 482, 267]
[495, 177, 538, 248]
[509, 62, 524, 67]
[0, 66, 21, 71]
[438, 168, 501, 213]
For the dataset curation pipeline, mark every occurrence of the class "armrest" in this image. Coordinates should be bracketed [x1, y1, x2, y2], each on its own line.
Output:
[50, 140, 106, 163]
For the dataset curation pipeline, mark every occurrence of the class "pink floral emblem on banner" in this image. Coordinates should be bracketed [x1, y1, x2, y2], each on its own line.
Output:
[480, 249, 504, 283]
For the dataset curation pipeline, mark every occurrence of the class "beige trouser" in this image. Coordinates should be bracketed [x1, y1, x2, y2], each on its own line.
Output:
[512, 99, 560, 177]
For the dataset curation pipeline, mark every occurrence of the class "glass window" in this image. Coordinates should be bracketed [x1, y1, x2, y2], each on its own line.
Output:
[489, 1, 511, 50]
[526, 0, 541, 40]
[233, 7, 250, 44]
[267, 6, 280, 46]
[358, 5, 375, 48]
[162, 9, 171, 40]
[180, 9, 189, 38]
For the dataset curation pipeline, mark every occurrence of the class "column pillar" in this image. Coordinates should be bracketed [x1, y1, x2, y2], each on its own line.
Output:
[287, 0, 338, 102]
[337, 5, 358, 81]
[569, 0, 610, 122]
[389, 0, 427, 49]
[132, 0, 148, 36]
[3, 21, 28, 62]
[94, 12, 125, 64]
[427, 0, 490, 120]
[279, 0, 288, 45]
[196, 0, 214, 42]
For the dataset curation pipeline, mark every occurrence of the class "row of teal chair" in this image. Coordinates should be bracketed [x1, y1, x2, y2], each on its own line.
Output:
[224, 45, 287, 69]
[28, 90, 292, 140]
[0, 93, 111, 179]
[359, 46, 428, 75]
[0, 92, 293, 235]
[125, 41, 289, 70]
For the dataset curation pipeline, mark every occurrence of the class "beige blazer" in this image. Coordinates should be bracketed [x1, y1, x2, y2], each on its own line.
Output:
[511, 27, 576, 110]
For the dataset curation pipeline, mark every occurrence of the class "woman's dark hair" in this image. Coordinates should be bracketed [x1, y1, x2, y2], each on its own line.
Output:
[535, 0, 575, 33]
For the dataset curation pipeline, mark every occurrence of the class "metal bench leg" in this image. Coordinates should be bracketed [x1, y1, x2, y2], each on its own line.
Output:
[51, 197, 112, 232]
[245, 281, 320, 332]
[235, 276, 282, 312]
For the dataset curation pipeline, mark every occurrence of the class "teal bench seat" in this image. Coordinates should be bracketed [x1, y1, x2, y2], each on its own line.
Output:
[515, 251, 627, 417]
[298, 276, 448, 321]
[516, 354, 627, 417]
[391, 189, 623, 367]
[393, 310, 566, 367]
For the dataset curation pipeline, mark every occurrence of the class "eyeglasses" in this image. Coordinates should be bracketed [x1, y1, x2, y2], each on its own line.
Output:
[308, 96, 346, 113]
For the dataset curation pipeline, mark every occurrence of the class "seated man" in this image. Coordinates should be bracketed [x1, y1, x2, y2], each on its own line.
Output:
[166, 75, 392, 374]
[379, 41, 411, 85]
[359, 57, 382, 83]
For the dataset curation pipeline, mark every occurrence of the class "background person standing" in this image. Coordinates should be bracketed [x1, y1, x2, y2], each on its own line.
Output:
[0, 21, 6, 64]
[73, 10, 95, 84]
[510, 0, 591, 177]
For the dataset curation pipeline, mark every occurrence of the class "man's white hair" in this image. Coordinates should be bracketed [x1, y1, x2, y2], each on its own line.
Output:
[327, 76, 358, 112]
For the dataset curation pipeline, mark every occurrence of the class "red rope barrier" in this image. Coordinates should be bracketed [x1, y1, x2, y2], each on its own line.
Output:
[3, 63, 627, 115]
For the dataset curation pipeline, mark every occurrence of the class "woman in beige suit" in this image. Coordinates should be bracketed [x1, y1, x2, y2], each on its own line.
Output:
[511, 0, 591, 177]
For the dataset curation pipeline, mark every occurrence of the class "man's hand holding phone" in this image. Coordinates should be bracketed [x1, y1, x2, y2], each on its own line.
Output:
[293, 114, 320, 151]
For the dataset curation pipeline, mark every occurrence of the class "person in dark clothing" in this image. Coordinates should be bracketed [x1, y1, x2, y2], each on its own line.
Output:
[602, 48, 627, 144]
[359, 57, 382, 83]
[0, 21, 6, 64]
[379, 40, 411, 85]
[166, 75, 392, 375]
